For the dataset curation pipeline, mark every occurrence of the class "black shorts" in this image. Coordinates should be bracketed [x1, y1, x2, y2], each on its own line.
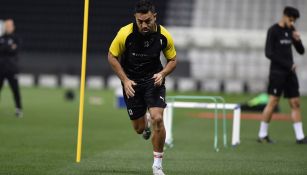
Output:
[267, 71, 300, 98]
[123, 80, 166, 120]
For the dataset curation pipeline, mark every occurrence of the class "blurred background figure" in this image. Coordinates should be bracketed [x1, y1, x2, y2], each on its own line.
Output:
[258, 7, 306, 144]
[0, 20, 5, 36]
[0, 19, 23, 117]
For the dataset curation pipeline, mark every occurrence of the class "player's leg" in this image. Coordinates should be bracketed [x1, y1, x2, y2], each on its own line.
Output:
[142, 112, 152, 140]
[0, 73, 5, 101]
[258, 95, 280, 143]
[7, 73, 22, 117]
[258, 71, 284, 143]
[262, 95, 280, 123]
[148, 107, 165, 175]
[288, 97, 306, 143]
[123, 85, 150, 138]
[148, 107, 165, 152]
[131, 115, 146, 134]
[289, 97, 302, 123]
[125, 105, 147, 135]
[144, 83, 166, 175]
[286, 73, 307, 144]
[128, 107, 151, 140]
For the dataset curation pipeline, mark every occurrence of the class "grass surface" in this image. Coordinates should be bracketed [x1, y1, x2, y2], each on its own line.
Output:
[0, 87, 307, 175]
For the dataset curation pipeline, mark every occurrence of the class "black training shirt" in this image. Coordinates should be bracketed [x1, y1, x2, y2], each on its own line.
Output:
[265, 23, 305, 72]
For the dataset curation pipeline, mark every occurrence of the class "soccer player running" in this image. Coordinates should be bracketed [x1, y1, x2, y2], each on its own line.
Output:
[258, 7, 306, 144]
[108, 0, 177, 174]
[0, 19, 23, 117]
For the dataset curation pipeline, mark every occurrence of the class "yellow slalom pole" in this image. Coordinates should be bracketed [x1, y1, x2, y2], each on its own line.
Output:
[76, 0, 89, 163]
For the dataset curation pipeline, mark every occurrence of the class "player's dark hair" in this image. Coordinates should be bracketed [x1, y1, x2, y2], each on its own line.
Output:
[283, 6, 300, 19]
[135, 0, 155, 14]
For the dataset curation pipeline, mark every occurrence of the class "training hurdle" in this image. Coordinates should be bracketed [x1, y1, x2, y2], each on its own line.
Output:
[163, 96, 241, 151]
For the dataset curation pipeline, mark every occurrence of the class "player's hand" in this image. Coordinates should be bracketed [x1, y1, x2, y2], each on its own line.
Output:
[293, 31, 301, 41]
[291, 64, 297, 73]
[11, 44, 17, 50]
[123, 79, 136, 99]
[152, 72, 164, 86]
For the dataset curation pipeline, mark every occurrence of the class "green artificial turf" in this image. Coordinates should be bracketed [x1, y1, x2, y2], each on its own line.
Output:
[0, 87, 306, 175]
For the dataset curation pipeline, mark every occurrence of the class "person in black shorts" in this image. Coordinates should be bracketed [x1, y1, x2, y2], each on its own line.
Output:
[257, 7, 307, 144]
[108, 1, 177, 174]
[0, 19, 23, 117]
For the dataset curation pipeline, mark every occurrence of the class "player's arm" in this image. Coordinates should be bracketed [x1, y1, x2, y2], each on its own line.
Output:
[292, 28, 305, 55]
[108, 52, 129, 83]
[153, 57, 177, 86]
[153, 27, 177, 86]
[108, 27, 136, 98]
[160, 57, 177, 77]
[108, 52, 136, 99]
[265, 27, 293, 71]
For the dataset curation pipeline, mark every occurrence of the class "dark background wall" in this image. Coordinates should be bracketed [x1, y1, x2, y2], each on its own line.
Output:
[0, 0, 168, 53]
[0, 0, 193, 78]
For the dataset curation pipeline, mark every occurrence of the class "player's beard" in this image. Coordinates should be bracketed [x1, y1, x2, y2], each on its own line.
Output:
[141, 28, 150, 35]
[140, 24, 156, 36]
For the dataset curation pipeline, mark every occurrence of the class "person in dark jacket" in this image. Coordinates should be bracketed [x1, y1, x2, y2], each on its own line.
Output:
[257, 7, 306, 144]
[0, 19, 23, 117]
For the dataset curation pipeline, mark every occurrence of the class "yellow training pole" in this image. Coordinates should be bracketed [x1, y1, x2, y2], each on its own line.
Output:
[76, 0, 90, 163]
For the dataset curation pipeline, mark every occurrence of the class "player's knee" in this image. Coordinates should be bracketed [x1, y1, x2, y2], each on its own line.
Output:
[290, 99, 300, 109]
[134, 125, 145, 134]
[152, 114, 164, 128]
[268, 98, 279, 108]
[152, 114, 163, 123]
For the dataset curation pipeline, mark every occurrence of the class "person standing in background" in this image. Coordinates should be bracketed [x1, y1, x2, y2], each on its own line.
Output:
[0, 19, 23, 117]
[258, 7, 306, 144]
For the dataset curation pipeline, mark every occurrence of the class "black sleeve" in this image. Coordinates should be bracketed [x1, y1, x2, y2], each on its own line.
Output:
[2, 36, 20, 55]
[265, 28, 292, 71]
[0, 37, 11, 52]
[292, 39, 305, 55]
[8, 37, 19, 54]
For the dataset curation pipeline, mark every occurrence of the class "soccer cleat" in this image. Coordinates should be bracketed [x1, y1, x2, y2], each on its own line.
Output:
[296, 137, 307, 144]
[152, 166, 165, 175]
[142, 127, 151, 140]
[15, 108, 23, 118]
[257, 136, 274, 143]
